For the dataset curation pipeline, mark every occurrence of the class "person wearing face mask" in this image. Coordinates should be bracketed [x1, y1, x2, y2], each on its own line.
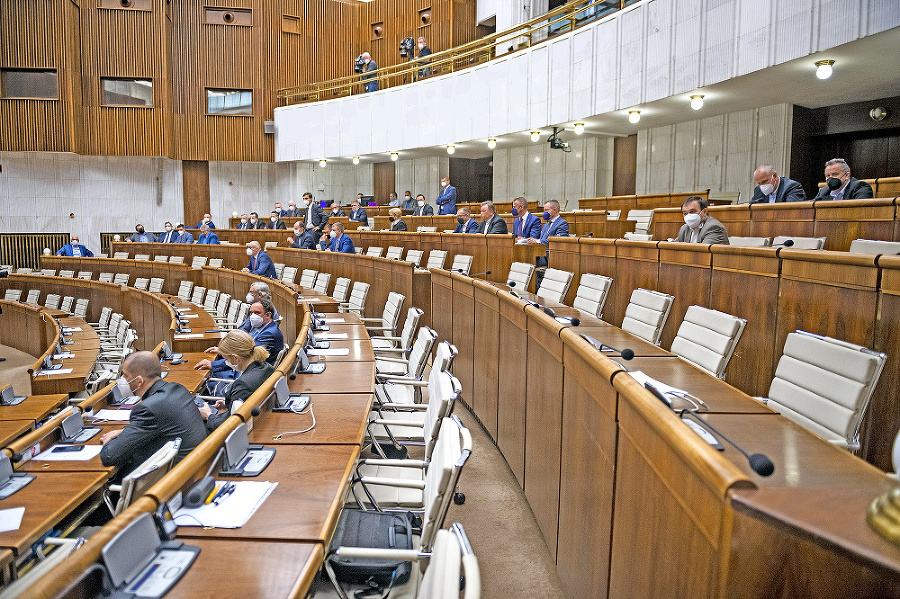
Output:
[57, 235, 94, 257]
[197, 298, 283, 369]
[284, 201, 302, 218]
[99, 351, 207, 475]
[813, 158, 874, 201]
[319, 224, 333, 250]
[512, 196, 541, 240]
[242, 240, 277, 278]
[436, 177, 457, 215]
[296, 192, 329, 249]
[387, 191, 400, 207]
[248, 212, 266, 229]
[326, 222, 355, 253]
[389, 207, 408, 231]
[240, 282, 280, 328]
[402, 191, 415, 212]
[235, 214, 251, 230]
[329, 202, 346, 217]
[174, 224, 194, 244]
[360, 52, 378, 92]
[416, 37, 432, 79]
[267, 210, 286, 230]
[412, 194, 433, 216]
[158, 222, 178, 243]
[196, 330, 274, 432]
[750, 165, 806, 204]
[196, 223, 220, 244]
[453, 208, 478, 233]
[348, 200, 368, 223]
[125, 224, 157, 243]
[193, 213, 216, 229]
[287, 223, 304, 248]
[674, 196, 729, 244]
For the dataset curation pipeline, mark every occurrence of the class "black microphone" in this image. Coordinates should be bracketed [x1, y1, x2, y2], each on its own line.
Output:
[772, 239, 794, 247]
[679, 410, 775, 476]
[462, 270, 492, 277]
[580, 335, 634, 360]
[543, 307, 580, 326]
[579, 232, 593, 238]
[251, 407, 260, 417]
[10, 453, 23, 464]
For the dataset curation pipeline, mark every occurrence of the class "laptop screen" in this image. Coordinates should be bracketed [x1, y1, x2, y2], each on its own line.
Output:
[0, 387, 13, 402]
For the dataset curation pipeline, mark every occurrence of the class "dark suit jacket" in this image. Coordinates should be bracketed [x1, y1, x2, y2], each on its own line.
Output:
[284, 208, 302, 218]
[126, 232, 158, 243]
[675, 215, 730, 244]
[57, 244, 94, 257]
[300, 204, 329, 230]
[158, 230, 178, 243]
[390, 219, 408, 231]
[813, 177, 874, 201]
[267, 219, 286, 230]
[413, 204, 434, 216]
[513, 213, 542, 239]
[453, 219, 478, 233]
[539, 217, 569, 244]
[251, 220, 267, 229]
[751, 177, 807, 203]
[436, 185, 457, 215]
[349, 208, 368, 222]
[330, 209, 346, 217]
[477, 215, 509, 235]
[329, 234, 356, 254]
[253, 320, 285, 365]
[246, 251, 277, 279]
[362, 60, 378, 92]
[194, 221, 216, 229]
[235, 222, 251, 230]
[100, 379, 207, 473]
[205, 361, 275, 431]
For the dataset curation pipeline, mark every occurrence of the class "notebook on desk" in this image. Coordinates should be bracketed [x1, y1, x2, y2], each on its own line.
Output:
[218, 423, 275, 477]
[0, 455, 34, 500]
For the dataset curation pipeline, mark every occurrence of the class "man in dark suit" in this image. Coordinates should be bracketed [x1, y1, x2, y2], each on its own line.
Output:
[329, 202, 346, 217]
[194, 299, 284, 381]
[751, 165, 807, 203]
[416, 37, 432, 79]
[267, 211, 286, 230]
[512, 196, 542, 240]
[529, 200, 569, 266]
[158, 222, 178, 243]
[477, 201, 509, 234]
[125, 224, 157, 243]
[813, 158, 874, 201]
[194, 213, 216, 229]
[235, 214, 251, 229]
[99, 351, 207, 474]
[57, 235, 94, 257]
[284, 201, 302, 218]
[242, 241, 277, 278]
[249, 212, 266, 229]
[436, 177, 457, 215]
[348, 200, 368, 223]
[327, 223, 356, 253]
[273, 203, 287, 217]
[674, 196, 729, 244]
[413, 194, 434, 216]
[299, 192, 329, 249]
[453, 208, 479, 233]
[402, 192, 416, 212]
[287, 223, 304, 248]
[361, 52, 378, 92]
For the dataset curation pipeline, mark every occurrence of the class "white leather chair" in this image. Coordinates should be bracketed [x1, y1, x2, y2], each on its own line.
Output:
[103, 438, 181, 516]
[626, 209, 653, 235]
[190, 286, 206, 305]
[572, 273, 613, 319]
[133, 277, 149, 291]
[361, 291, 405, 336]
[385, 246, 403, 260]
[134, 253, 150, 261]
[621, 288, 674, 346]
[506, 262, 535, 291]
[331, 277, 351, 303]
[670, 305, 746, 378]
[281, 266, 298, 284]
[176, 280, 193, 301]
[772, 236, 826, 250]
[848, 239, 900, 255]
[365, 246, 384, 258]
[77, 271, 93, 279]
[44, 293, 61, 310]
[3, 290, 21, 301]
[299, 269, 317, 288]
[190, 256, 207, 268]
[623, 232, 652, 241]
[98, 272, 114, 283]
[536, 268, 574, 303]
[154, 255, 168, 262]
[25, 289, 40, 304]
[450, 254, 473, 275]
[340, 281, 370, 317]
[59, 296, 74, 313]
[113, 252, 129, 259]
[371, 306, 423, 353]
[113, 273, 129, 286]
[208, 258, 224, 268]
[168, 255, 185, 264]
[314, 272, 331, 294]
[405, 249, 424, 267]
[729, 236, 772, 247]
[58, 269, 75, 278]
[148, 278, 164, 293]
[426, 250, 447, 270]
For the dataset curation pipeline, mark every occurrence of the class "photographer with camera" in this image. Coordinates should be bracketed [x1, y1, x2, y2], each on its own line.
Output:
[355, 52, 378, 92]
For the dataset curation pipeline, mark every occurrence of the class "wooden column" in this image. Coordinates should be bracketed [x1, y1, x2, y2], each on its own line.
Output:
[182, 160, 210, 229]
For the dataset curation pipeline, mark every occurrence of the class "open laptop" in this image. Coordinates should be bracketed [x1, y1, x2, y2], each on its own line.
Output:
[0, 454, 34, 500]
[157, 341, 183, 363]
[59, 410, 102, 444]
[101, 512, 199, 599]
[0, 385, 26, 406]
[218, 422, 275, 477]
[271, 375, 311, 413]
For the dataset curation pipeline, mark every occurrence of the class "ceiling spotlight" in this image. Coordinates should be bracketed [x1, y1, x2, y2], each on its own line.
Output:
[690, 95, 704, 110]
[352, 156, 360, 165]
[390, 152, 399, 161]
[815, 59, 835, 80]
[487, 138, 497, 149]
[628, 111, 641, 124]
[573, 123, 585, 135]
[319, 159, 327, 168]
[530, 131, 541, 142]
[446, 145, 455, 155]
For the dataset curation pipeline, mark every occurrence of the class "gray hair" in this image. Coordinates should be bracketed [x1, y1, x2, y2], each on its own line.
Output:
[481, 201, 496, 215]
[825, 158, 851, 174]
[250, 281, 272, 300]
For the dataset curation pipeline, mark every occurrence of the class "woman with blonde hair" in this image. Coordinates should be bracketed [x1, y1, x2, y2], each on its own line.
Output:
[388, 207, 407, 231]
[198, 330, 275, 430]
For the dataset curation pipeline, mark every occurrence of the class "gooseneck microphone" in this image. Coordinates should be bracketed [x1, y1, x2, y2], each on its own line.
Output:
[580, 335, 635, 360]
[579, 232, 594, 238]
[462, 270, 492, 277]
[679, 410, 775, 476]
[543, 307, 580, 326]
[772, 239, 794, 247]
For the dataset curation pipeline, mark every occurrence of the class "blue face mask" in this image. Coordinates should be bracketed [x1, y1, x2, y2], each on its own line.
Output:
[542, 211, 551, 221]
[511, 207, 519, 217]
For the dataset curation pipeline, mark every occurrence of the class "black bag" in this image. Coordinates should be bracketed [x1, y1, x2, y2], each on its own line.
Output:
[327, 509, 414, 589]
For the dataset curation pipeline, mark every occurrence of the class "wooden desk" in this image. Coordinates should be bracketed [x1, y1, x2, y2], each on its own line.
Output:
[0, 422, 34, 448]
[16, 423, 123, 474]
[250, 393, 373, 446]
[162, 352, 211, 395]
[287, 361, 375, 395]
[317, 322, 371, 340]
[307, 339, 374, 362]
[168, 297, 225, 353]
[0, 395, 67, 425]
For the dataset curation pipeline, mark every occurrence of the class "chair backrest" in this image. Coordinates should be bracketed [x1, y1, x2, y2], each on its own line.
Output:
[418, 524, 480, 599]
[191, 256, 208, 268]
[235, 303, 250, 326]
[572, 273, 613, 319]
[426, 250, 447, 270]
[405, 326, 438, 378]
[58, 270, 75, 278]
[77, 271, 93, 279]
[113, 273, 129, 286]
[331, 277, 351, 302]
[226, 299, 241, 325]
[420, 416, 472, 552]
[393, 307, 424, 350]
[133, 277, 149, 291]
[607, 210, 621, 220]
[190, 286, 206, 305]
[299, 269, 317, 288]
[264, 241, 278, 248]
[96, 306, 112, 329]
[354, 247, 364, 254]
[450, 254, 473, 275]
[59, 296, 74, 313]
[729, 236, 772, 247]
[73, 298, 89, 319]
[626, 209, 653, 234]
[507, 262, 535, 291]
[365, 246, 384, 258]
[314, 272, 331, 294]
[134, 254, 150, 261]
[345, 281, 370, 315]
[168, 255, 185, 264]
[40, 269, 56, 276]
[208, 258, 224, 268]
[848, 239, 900, 255]
[623, 232, 652, 241]
[148, 278, 164, 293]
[177, 280, 193, 300]
[281, 266, 298, 284]
[273, 263, 285, 279]
[98, 272, 114, 283]
[417, 226, 438, 233]
[215, 292, 231, 315]
[772, 236, 826, 250]
[16, 268, 33, 274]
[154, 255, 168, 262]
[3, 290, 21, 302]
[25, 289, 40, 304]
[536, 268, 574, 303]
[44, 294, 61, 309]
[432, 340, 458, 374]
[378, 292, 406, 331]
[405, 249, 423, 267]
[385, 246, 403, 260]
[204, 289, 220, 311]
[113, 252, 129, 259]
[111, 438, 181, 516]
[766, 330, 886, 450]
[621, 288, 674, 345]
[670, 305, 746, 378]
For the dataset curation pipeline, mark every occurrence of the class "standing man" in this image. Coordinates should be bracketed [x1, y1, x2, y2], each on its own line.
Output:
[299, 192, 329, 249]
[126, 224, 157, 243]
[413, 194, 433, 216]
[477, 201, 509, 234]
[235, 214, 251, 230]
[512, 197, 541, 240]
[750, 165, 807, 203]
[361, 52, 378, 92]
[242, 241, 277, 279]
[267, 211, 286, 230]
[436, 177, 457, 215]
[159, 222, 177, 243]
[327, 223, 356, 253]
[196, 224, 220, 244]
[249, 212, 266, 229]
[813, 158, 874, 201]
[57, 235, 93, 257]
[348, 199, 368, 223]
[453, 208, 478, 233]
[174, 224, 194, 244]
[674, 197, 729, 244]
[416, 37, 432, 79]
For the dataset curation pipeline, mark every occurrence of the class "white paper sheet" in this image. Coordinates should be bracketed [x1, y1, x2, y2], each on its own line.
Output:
[173, 481, 277, 528]
[94, 409, 132, 422]
[35, 444, 103, 461]
[307, 348, 350, 356]
[299, 298, 321, 302]
[174, 333, 204, 339]
[52, 352, 74, 359]
[323, 318, 346, 323]
[181, 314, 200, 319]
[0, 508, 25, 533]
[318, 333, 349, 340]
[36, 368, 74, 376]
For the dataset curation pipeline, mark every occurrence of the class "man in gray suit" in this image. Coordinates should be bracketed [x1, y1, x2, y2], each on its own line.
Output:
[477, 201, 509, 235]
[674, 196, 729, 245]
[99, 351, 207, 474]
[750, 165, 807, 203]
[299, 192, 329, 249]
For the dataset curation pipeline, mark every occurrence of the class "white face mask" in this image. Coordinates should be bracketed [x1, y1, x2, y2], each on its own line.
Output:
[405, 196, 411, 201]
[418, 200, 425, 207]
[250, 217, 257, 223]
[418, 43, 424, 50]
[72, 240, 79, 245]
[203, 217, 209, 223]
[271, 216, 278, 222]
[165, 226, 172, 232]
[294, 229, 301, 236]
[289, 205, 295, 210]
[441, 181, 448, 188]
[246, 248, 254, 256]
[246, 293, 255, 303]
[117, 376, 138, 397]
[759, 183, 775, 196]
[330, 230, 337, 239]
[240, 218, 247, 224]
[301, 200, 310, 208]
[249, 313, 264, 329]
[684, 213, 702, 229]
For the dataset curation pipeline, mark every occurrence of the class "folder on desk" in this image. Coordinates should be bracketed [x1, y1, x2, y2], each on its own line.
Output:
[218, 423, 275, 477]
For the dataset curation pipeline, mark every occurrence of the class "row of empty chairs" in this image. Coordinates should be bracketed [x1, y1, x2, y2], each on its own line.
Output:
[349, 246, 475, 274]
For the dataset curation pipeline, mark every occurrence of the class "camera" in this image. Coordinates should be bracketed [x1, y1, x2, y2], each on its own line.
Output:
[353, 54, 366, 74]
[399, 37, 415, 58]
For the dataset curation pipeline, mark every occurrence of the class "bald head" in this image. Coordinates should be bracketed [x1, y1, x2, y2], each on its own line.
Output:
[123, 351, 162, 382]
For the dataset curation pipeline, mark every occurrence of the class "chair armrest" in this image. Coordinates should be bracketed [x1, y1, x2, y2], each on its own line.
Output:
[359, 317, 383, 323]
[371, 335, 403, 342]
[370, 417, 426, 427]
[753, 396, 768, 404]
[195, 395, 224, 401]
[372, 348, 407, 355]
[374, 356, 408, 364]
[335, 547, 420, 561]
[379, 402, 428, 411]
[378, 377, 427, 387]
[357, 458, 426, 468]
[358, 476, 425, 490]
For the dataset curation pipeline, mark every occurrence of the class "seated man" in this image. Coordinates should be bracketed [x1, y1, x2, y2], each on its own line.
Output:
[477, 201, 509, 234]
[512, 196, 542, 240]
[287, 223, 304, 248]
[267, 211, 286, 230]
[388, 192, 400, 207]
[348, 200, 368, 223]
[196, 224, 220, 244]
[402, 192, 416, 212]
[528, 200, 569, 266]
[327, 222, 355, 253]
[249, 212, 266, 229]
[159, 222, 178, 243]
[750, 165, 806, 203]
[125, 224, 157, 243]
[57, 235, 93, 257]
[99, 351, 207, 474]
[329, 202, 346, 217]
[196, 299, 284, 373]
[453, 208, 478, 233]
[813, 158, 874, 201]
[285, 201, 301, 218]
[413, 194, 433, 216]
[240, 281, 280, 325]
[242, 241, 277, 278]
[235, 214, 251, 230]
[319, 223, 333, 250]
[174, 224, 194, 244]
[674, 196, 729, 244]
[194, 213, 216, 229]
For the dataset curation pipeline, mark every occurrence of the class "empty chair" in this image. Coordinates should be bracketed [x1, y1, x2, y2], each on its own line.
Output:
[331, 277, 351, 303]
[314, 272, 331, 295]
[626, 209, 653, 235]
[148, 277, 164, 293]
[426, 250, 447, 270]
[24, 289, 40, 304]
[772, 235, 826, 250]
[134, 253, 150, 261]
[59, 296, 74, 313]
[16, 268, 32, 274]
[264, 241, 278, 248]
[213, 292, 231, 322]
[354, 247, 364, 254]
[72, 298, 89, 319]
[273, 262, 285, 279]
[607, 210, 621, 220]
[281, 266, 298, 284]
[57, 270, 75, 278]
[203, 289, 221, 315]
[113, 273, 129, 286]
[623, 232, 652, 241]
[507, 262, 535, 291]
[572, 273, 613, 319]
[153, 255, 169, 262]
[621, 288, 674, 346]
[191, 256, 208, 269]
[848, 239, 900, 254]
[372, 306, 423, 353]
[133, 277, 150, 291]
[113, 252, 129, 259]
[670, 305, 746, 378]
[40, 268, 55, 276]
[361, 292, 405, 335]
[365, 246, 384, 258]
[98, 272, 114, 283]
[385, 246, 403, 260]
[299, 269, 317, 288]
[168, 255, 185, 264]
[208, 258, 224, 268]
[190, 286, 206, 305]
[758, 330, 886, 450]
[376, 339, 453, 407]
[177, 280, 193, 301]
[3, 290, 21, 302]
[536, 268, 574, 303]
[89, 306, 113, 333]
[729, 236, 772, 247]
[44, 294, 61, 310]
[340, 281, 370, 316]
[417, 226, 438, 233]
[375, 325, 437, 381]
[450, 254, 473, 275]
[405, 249, 423, 267]
[77, 271, 93, 279]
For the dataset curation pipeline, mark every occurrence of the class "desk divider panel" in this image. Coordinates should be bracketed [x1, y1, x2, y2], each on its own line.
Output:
[652, 207, 684, 241]
[748, 201, 816, 240]
[430, 268, 454, 347]
[656, 242, 714, 350]
[496, 290, 528, 486]
[450, 273, 476, 412]
[870, 255, 900, 470]
[612, 240, 661, 330]
[813, 198, 897, 252]
[485, 234, 515, 285]
[472, 280, 501, 439]
[549, 238, 581, 306]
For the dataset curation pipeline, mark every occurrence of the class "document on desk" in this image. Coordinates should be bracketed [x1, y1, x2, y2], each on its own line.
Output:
[62, 326, 83, 332]
[174, 481, 277, 528]
[94, 409, 132, 422]
[626, 370, 703, 409]
[52, 352, 74, 359]
[323, 318, 346, 323]
[0, 507, 24, 533]
[175, 333, 205, 339]
[318, 333, 349, 340]
[35, 444, 103, 461]
[307, 348, 350, 356]
[181, 314, 200, 319]
[37, 368, 74, 376]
